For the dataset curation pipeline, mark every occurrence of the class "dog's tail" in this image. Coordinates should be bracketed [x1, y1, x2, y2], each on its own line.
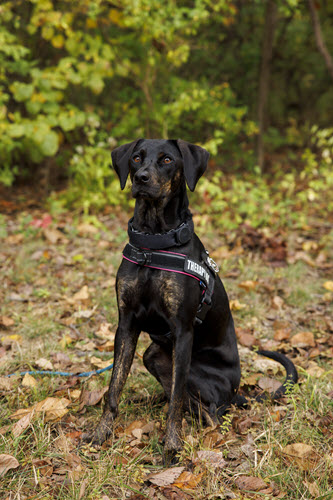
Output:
[255, 350, 298, 401]
[228, 350, 298, 412]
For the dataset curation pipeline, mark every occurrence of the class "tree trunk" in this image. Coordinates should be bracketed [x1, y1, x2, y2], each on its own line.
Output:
[308, 0, 333, 82]
[257, 0, 278, 171]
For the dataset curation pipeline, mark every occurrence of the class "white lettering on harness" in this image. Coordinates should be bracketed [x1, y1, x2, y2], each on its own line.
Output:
[186, 259, 209, 283]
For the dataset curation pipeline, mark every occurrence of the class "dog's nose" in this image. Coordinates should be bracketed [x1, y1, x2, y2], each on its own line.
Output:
[134, 170, 150, 184]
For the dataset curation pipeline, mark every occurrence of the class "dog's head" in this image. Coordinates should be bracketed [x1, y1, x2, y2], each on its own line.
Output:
[111, 139, 209, 199]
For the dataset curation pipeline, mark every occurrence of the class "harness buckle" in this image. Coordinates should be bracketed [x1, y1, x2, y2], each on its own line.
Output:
[131, 248, 152, 265]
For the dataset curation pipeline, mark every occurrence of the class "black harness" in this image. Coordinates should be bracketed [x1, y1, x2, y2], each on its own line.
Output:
[123, 219, 219, 326]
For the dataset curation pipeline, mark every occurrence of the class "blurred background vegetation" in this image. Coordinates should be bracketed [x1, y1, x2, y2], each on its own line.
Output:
[0, 0, 332, 227]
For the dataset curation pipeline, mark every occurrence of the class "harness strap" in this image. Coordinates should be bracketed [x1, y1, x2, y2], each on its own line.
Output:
[122, 243, 217, 325]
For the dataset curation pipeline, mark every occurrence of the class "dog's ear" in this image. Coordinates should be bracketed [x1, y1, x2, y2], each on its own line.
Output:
[176, 139, 209, 191]
[111, 139, 142, 189]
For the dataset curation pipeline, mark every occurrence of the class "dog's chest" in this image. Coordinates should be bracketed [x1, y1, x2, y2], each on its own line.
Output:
[116, 269, 183, 317]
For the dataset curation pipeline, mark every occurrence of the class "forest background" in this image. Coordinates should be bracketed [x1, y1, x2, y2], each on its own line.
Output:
[0, 0, 333, 225]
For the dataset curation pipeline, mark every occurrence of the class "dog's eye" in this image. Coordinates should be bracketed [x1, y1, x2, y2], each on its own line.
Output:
[163, 157, 172, 164]
[133, 155, 141, 163]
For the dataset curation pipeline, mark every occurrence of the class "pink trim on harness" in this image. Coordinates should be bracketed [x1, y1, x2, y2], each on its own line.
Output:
[141, 248, 186, 257]
[122, 255, 201, 282]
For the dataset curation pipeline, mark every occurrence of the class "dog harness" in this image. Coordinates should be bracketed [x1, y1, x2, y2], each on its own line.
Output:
[122, 238, 219, 326]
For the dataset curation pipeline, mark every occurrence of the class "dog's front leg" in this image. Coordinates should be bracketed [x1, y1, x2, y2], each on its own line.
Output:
[164, 324, 193, 464]
[84, 312, 139, 445]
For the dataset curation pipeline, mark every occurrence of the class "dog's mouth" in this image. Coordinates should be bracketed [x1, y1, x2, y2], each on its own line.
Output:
[132, 183, 161, 200]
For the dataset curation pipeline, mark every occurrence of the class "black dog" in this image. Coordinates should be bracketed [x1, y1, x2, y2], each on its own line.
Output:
[85, 139, 298, 462]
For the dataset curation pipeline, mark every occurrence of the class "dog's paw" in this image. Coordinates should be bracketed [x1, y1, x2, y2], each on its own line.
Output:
[82, 411, 114, 446]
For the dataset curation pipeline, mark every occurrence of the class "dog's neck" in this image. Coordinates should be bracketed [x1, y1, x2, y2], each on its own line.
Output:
[132, 182, 191, 233]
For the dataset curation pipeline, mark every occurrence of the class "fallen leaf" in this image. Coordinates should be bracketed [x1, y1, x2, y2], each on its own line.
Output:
[274, 329, 290, 341]
[43, 227, 64, 244]
[236, 331, 257, 348]
[194, 450, 227, 468]
[1, 334, 22, 344]
[253, 357, 280, 375]
[238, 280, 258, 292]
[35, 358, 53, 370]
[73, 308, 96, 319]
[291, 331, 316, 348]
[235, 475, 267, 492]
[72, 285, 90, 302]
[123, 420, 147, 436]
[22, 373, 38, 388]
[0, 454, 19, 476]
[77, 223, 99, 235]
[90, 356, 113, 370]
[147, 467, 185, 487]
[96, 340, 114, 352]
[230, 299, 247, 311]
[0, 316, 15, 327]
[258, 377, 282, 393]
[11, 397, 70, 423]
[173, 471, 204, 490]
[12, 412, 33, 438]
[59, 334, 74, 349]
[306, 361, 325, 378]
[272, 296, 284, 310]
[0, 377, 16, 390]
[78, 387, 108, 410]
[323, 281, 333, 292]
[282, 443, 314, 458]
[304, 480, 320, 498]
[95, 323, 115, 340]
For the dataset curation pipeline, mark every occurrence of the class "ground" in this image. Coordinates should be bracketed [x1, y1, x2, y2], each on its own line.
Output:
[0, 191, 332, 500]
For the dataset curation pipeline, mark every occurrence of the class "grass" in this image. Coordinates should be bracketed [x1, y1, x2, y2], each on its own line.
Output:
[0, 206, 333, 499]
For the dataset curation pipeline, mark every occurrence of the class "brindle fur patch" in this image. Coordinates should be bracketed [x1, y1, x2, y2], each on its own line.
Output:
[117, 277, 138, 309]
[158, 275, 182, 315]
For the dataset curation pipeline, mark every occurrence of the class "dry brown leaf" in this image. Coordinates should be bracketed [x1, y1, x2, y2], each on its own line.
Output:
[90, 356, 113, 370]
[230, 299, 247, 311]
[72, 285, 90, 302]
[147, 467, 185, 487]
[95, 322, 115, 340]
[43, 227, 64, 244]
[306, 361, 325, 378]
[235, 475, 267, 491]
[35, 358, 53, 370]
[0, 377, 15, 391]
[304, 480, 320, 498]
[173, 471, 204, 490]
[96, 340, 114, 352]
[0, 454, 19, 476]
[238, 280, 258, 292]
[11, 397, 70, 423]
[282, 443, 314, 458]
[272, 295, 284, 310]
[258, 377, 282, 393]
[73, 308, 96, 319]
[253, 357, 280, 375]
[78, 387, 108, 410]
[291, 331, 316, 348]
[194, 450, 227, 468]
[12, 412, 33, 437]
[22, 373, 38, 388]
[274, 329, 291, 341]
[237, 331, 256, 348]
[79, 341, 97, 352]
[123, 420, 147, 436]
[77, 223, 99, 235]
[0, 315, 15, 327]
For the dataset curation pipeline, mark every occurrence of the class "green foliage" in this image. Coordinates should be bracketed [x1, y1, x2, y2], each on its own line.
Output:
[0, 0, 333, 221]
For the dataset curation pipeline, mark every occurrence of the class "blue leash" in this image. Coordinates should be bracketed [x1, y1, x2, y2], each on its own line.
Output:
[6, 363, 114, 378]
